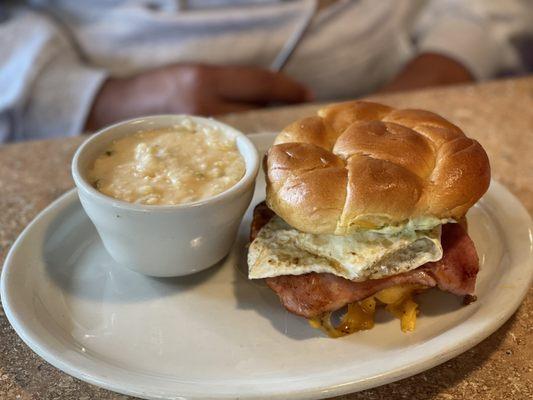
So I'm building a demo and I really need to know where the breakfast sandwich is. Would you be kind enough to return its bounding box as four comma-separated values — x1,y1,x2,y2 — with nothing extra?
247,101,490,337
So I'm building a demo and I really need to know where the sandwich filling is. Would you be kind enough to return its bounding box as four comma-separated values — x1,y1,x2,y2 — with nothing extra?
248,202,479,337
248,215,445,281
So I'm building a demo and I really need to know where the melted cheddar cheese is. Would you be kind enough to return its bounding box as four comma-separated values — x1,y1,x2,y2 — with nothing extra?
308,284,423,338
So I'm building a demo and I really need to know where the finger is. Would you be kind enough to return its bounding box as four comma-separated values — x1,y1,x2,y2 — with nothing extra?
213,66,313,104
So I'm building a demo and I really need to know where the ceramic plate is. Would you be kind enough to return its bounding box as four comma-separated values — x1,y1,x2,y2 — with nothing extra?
1,133,532,400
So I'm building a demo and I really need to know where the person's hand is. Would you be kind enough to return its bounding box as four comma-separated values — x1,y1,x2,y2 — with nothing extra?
86,64,313,131
378,53,474,94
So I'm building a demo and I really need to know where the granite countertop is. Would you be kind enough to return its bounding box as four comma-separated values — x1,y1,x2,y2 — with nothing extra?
0,77,532,399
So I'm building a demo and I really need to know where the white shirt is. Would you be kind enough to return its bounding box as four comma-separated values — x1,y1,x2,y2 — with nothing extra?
0,0,531,142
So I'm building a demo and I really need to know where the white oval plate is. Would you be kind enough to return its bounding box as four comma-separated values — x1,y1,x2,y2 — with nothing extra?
1,133,532,400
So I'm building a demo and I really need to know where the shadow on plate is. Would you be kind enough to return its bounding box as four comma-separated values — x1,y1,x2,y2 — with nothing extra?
42,199,224,303
232,229,319,341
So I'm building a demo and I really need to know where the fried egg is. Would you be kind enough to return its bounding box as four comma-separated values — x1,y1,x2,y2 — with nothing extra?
248,216,444,281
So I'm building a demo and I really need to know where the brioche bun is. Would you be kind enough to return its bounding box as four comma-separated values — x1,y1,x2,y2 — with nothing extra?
265,101,490,235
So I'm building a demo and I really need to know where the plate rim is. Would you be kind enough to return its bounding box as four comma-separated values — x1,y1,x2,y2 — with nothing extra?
1,132,532,400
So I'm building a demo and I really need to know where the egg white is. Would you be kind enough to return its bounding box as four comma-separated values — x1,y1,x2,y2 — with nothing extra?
248,216,443,281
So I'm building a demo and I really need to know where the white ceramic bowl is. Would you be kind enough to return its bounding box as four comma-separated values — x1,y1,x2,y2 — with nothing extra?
72,115,259,277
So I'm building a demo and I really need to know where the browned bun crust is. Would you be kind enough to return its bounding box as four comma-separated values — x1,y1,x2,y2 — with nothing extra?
266,101,491,234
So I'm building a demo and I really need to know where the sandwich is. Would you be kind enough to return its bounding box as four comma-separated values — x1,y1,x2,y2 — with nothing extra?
247,100,490,337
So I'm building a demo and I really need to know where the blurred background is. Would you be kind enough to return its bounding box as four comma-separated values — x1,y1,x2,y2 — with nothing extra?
1,0,533,143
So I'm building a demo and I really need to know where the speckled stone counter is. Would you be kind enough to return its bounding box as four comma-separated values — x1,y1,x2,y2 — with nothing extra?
0,77,532,399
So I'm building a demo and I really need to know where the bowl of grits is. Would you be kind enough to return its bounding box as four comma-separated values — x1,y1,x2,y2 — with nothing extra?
72,115,259,277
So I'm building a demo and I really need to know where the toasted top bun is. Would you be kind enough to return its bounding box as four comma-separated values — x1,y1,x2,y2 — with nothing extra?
265,101,491,235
